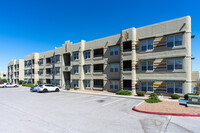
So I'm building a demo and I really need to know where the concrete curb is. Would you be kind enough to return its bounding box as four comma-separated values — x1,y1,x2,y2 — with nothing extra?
133,106,200,117
60,90,147,100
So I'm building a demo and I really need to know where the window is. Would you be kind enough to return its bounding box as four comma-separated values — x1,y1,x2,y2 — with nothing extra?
52,57,55,63
141,40,153,51
39,69,43,75
55,80,60,86
167,35,182,47
85,80,90,88
141,61,154,71
110,47,119,56
25,70,27,75
84,65,91,73
141,82,154,92
39,79,43,84
85,51,91,59
73,52,79,60
39,59,43,65
74,66,79,74
56,67,60,74
110,64,119,72
74,80,79,87
28,61,32,66
28,79,32,84
167,59,183,70
25,61,27,66
52,68,54,74
56,55,60,62
167,82,182,94
110,81,119,89
28,70,31,75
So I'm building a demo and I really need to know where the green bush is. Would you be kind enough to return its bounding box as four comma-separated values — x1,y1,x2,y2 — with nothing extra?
18,80,24,85
145,96,162,103
137,91,145,96
116,90,132,96
171,94,180,99
74,87,79,90
150,92,157,98
66,88,70,90
22,84,26,86
58,86,61,89
184,93,198,100
22,84,34,87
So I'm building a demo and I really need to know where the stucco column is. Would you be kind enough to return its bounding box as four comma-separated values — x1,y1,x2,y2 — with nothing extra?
79,40,85,90
183,16,192,94
131,28,137,95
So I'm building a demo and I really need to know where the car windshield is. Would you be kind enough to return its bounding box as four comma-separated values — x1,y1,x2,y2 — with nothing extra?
33,85,38,87
39,85,43,87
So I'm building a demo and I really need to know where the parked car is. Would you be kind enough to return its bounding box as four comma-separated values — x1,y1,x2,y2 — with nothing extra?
2,83,18,88
30,85,39,92
37,84,59,93
0,83,6,88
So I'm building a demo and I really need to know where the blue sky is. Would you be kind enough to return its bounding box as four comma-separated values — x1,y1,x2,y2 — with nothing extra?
0,0,199,72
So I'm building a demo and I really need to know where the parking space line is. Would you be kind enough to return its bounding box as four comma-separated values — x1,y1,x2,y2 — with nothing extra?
102,98,124,106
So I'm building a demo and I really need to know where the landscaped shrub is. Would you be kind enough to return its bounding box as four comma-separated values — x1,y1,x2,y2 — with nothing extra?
116,90,132,96
66,88,70,90
145,96,162,103
26,84,34,87
18,80,24,85
184,93,198,100
22,84,27,87
150,92,157,98
22,84,34,87
136,91,145,96
171,94,180,99
74,87,79,90
58,86,61,89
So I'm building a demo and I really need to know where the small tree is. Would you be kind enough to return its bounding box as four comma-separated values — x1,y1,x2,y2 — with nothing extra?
18,80,24,85
1,79,7,83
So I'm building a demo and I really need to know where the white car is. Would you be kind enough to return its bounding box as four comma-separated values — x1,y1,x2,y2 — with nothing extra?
0,83,6,88
37,84,59,93
2,83,18,88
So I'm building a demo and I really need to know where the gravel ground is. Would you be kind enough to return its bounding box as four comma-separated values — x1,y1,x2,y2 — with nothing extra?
136,101,200,114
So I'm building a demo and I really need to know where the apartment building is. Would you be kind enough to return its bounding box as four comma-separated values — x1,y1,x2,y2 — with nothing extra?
10,16,197,95
7,59,24,84
0,72,7,79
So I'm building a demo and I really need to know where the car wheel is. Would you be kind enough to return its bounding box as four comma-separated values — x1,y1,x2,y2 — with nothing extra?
43,89,48,93
55,88,59,92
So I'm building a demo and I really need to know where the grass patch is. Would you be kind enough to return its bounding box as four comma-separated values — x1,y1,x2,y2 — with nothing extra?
22,84,34,87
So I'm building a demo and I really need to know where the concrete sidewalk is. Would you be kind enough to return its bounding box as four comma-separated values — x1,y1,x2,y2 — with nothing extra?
60,89,179,102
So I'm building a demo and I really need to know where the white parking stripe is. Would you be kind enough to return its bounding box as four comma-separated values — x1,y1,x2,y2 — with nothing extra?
102,98,124,106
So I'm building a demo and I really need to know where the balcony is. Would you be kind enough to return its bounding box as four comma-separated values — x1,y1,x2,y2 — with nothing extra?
123,41,132,52
94,48,103,58
93,64,104,73
123,60,132,71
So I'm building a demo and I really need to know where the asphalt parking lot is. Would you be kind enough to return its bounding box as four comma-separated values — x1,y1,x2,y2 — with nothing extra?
0,87,200,133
